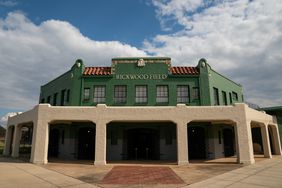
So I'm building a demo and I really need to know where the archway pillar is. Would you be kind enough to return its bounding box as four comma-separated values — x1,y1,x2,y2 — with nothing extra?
30,119,49,164
11,124,21,157
260,124,272,158
3,126,14,156
94,120,107,166
236,120,255,164
269,125,282,155
176,120,189,165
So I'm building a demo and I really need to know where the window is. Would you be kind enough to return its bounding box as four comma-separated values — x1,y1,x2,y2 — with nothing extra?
83,88,90,101
213,87,219,105
177,85,189,103
156,85,168,103
93,86,106,103
135,85,147,103
47,96,51,104
53,93,58,106
66,89,70,102
229,92,232,104
61,89,66,106
232,92,238,101
192,87,199,100
114,85,127,103
222,91,227,105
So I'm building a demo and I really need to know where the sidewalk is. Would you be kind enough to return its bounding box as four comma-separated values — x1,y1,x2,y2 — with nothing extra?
0,156,282,188
185,156,282,188
0,160,98,188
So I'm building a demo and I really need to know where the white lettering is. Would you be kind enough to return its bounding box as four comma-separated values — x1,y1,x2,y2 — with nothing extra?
116,74,167,80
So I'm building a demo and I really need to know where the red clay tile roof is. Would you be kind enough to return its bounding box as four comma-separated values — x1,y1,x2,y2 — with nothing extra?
171,67,199,75
83,66,199,76
83,67,111,75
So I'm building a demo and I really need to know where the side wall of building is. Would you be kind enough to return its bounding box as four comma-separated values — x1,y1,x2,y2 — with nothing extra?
198,59,243,106
40,60,84,106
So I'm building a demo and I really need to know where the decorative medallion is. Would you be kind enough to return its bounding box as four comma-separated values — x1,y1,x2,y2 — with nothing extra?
137,59,145,67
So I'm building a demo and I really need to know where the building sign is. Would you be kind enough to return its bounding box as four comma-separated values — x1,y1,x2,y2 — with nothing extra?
116,74,167,80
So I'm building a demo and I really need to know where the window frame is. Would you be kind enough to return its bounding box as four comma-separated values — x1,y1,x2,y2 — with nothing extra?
177,85,189,104
53,93,58,106
114,85,127,104
93,85,106,103
222,91,227,105
213,87,219,105
135,85,148,104
192,87,200,100
232,91,238,101
156,85,169,103
83,88,90,101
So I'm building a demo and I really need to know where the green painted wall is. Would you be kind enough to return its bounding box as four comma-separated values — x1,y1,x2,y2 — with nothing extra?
198,59,243,106
40,60,84,106
39,57,244,107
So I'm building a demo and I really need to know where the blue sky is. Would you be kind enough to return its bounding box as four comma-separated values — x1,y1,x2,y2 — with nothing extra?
0,0,282,126
0,0,165,47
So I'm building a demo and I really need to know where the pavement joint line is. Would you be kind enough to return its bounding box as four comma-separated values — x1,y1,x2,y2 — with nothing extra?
42,165,105,188
10,162,98,188
10,163,61,188
223,158,282,188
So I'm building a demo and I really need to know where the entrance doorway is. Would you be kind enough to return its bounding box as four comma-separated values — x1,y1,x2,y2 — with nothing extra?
223,128,235,157
126,128,160,160
78,127,95,160
48,128,60,157
188,126,206,159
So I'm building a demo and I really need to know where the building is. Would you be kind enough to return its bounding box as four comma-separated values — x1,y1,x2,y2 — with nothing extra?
3,57,282,165
261,106,282,145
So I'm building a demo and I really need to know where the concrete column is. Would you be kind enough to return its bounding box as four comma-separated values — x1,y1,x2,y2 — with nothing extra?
269,125,282,155
260,124,272,158
30,120,49,164
94,121,107,166
236,121,255,164
3,126,14,155
11,125,21,157
176,121,189,165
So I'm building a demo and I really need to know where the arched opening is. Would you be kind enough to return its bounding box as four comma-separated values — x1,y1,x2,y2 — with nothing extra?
251,126,263,155
106,121,177,163
19,123,33,160
187,121,237,163
268,125,281,155
223,128,235,157
48,128,60,158
77,127,95,160
188,126,206,159
48,121,96,163
127,128,159,160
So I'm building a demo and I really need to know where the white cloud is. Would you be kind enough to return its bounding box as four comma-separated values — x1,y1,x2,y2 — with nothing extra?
0,12,146,110
0,112,20,128
146,0,282,107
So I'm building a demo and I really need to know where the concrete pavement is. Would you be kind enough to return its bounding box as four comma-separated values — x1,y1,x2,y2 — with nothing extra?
0,159,98,188
0,156,282,187
185,156,282,188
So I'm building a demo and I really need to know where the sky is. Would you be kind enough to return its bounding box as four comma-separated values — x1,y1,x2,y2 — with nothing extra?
0,0,282,127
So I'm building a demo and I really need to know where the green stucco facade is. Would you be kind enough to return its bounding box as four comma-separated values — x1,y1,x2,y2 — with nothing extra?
39,57,244,107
